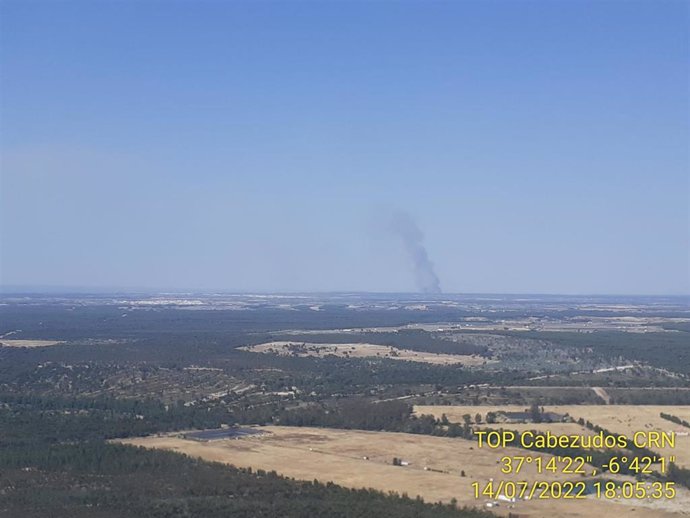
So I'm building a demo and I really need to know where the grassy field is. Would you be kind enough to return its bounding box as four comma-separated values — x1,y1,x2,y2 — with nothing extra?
120,426,688,517
415,405,690,468
240,341,489,365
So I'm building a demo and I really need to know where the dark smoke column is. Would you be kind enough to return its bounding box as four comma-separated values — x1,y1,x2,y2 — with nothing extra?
390,211,442,294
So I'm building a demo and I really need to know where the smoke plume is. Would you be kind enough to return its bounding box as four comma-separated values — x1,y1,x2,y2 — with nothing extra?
389,211,441,294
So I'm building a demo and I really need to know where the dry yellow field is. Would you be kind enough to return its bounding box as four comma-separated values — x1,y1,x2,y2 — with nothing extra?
0,339,62,348
415,405,690,468
119,426,689,517
240,341,489,366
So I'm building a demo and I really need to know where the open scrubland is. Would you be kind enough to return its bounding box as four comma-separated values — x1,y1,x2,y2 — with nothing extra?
240,341,489,365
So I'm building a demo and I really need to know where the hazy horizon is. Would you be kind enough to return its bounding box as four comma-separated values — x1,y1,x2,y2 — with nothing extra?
2,284,689,299
2,1,688,295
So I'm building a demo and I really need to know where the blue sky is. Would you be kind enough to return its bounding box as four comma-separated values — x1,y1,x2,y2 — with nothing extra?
1,0,688,294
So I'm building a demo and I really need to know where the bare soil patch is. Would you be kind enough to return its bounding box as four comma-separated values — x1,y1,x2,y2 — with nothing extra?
0,339,62,348
240,341,488,366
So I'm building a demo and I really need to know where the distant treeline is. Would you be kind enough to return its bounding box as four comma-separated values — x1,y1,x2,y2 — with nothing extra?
661,322,690,333
274,399,466,437
7,302,662,342
0,304,480,341
659,412,690,428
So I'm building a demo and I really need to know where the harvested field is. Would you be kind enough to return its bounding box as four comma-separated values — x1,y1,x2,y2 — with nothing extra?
120,426,689,517
415,405,690,468
240,341,488,366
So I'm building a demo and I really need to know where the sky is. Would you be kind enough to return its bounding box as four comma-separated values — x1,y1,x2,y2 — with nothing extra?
1,0,688,295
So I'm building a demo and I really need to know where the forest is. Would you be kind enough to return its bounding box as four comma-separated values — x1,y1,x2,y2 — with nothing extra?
0,441,491,518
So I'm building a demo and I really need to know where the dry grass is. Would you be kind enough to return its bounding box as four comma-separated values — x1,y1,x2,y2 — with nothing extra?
240,341,488,366
120,426,688,517
415,405,690,468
